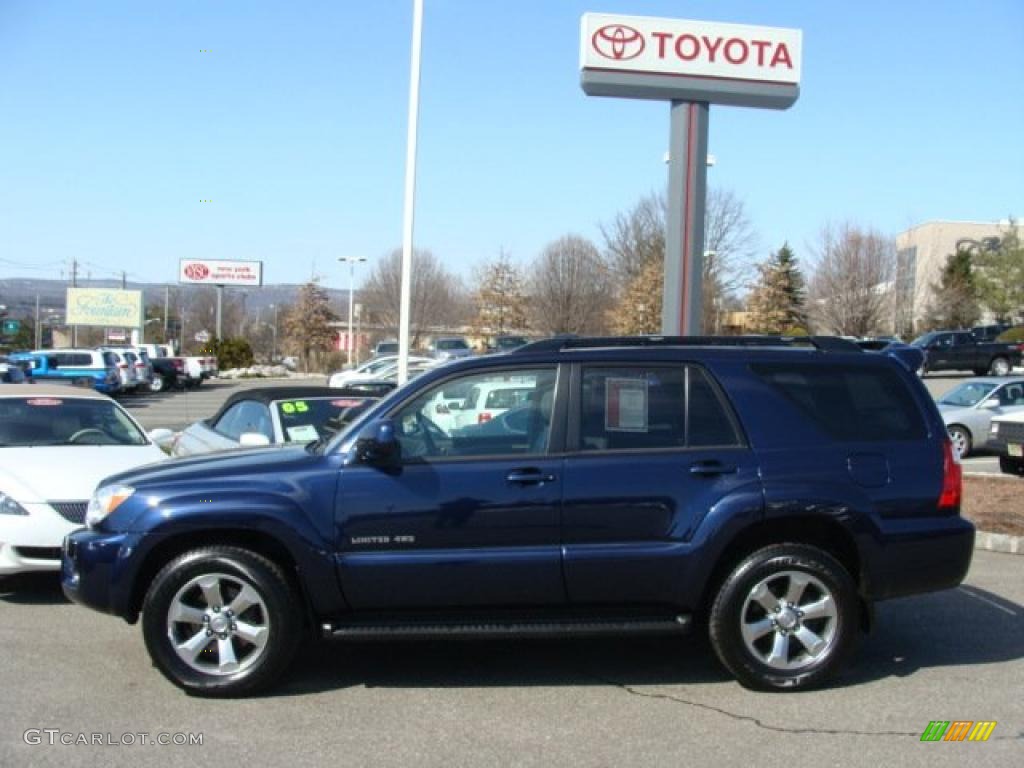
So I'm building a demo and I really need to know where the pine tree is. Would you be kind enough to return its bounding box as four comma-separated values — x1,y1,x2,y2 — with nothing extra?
282,280,337,372
748,243,807,333
473,252,529,336
922,249,979,330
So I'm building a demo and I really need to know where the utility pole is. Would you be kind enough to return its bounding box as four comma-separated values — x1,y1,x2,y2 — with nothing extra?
34,295,41,348
338,257,367,366
164,285,169,340
70,258,79,347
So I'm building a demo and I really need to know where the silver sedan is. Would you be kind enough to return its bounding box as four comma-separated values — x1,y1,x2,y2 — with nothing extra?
936,377,1024,457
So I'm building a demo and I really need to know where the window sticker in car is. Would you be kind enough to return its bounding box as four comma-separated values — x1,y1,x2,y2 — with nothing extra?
285,424,319,442
605,378,648,432
279,400,310,414
26,398,63,406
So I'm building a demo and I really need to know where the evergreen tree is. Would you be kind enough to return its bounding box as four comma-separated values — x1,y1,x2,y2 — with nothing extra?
973,222,1024,322
922,248,979,330
748,243,807,333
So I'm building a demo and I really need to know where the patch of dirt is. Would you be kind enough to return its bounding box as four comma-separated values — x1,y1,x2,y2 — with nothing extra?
961,475,1024,536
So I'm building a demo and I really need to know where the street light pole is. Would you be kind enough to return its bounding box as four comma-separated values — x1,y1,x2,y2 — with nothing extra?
338,257,367,367
269,304,278,362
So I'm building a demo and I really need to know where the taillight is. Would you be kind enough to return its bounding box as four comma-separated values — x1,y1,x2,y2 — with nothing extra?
119,363,128,369
938,439,962,511
478,412,492,424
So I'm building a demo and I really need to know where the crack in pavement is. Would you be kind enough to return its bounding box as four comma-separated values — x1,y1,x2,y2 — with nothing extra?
595,677,1021,741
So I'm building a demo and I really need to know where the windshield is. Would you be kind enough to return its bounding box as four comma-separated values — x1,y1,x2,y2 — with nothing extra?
0,397,147,446
909,334,934,348
437,339,468,350
938,382,997,408
274,396,376,443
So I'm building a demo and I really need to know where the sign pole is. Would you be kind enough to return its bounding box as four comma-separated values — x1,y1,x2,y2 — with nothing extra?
215,284,223,340
663,100,709,336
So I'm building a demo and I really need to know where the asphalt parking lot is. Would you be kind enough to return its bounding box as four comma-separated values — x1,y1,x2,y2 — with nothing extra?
0,550,1020,767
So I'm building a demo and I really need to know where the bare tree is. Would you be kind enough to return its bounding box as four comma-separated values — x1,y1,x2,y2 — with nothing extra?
808,223,896,337
360,248,466,347
602,188,757,333
529,235,613,335
281,280,337,373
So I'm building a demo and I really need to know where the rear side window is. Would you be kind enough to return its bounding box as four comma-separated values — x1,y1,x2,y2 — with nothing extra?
55,353,94,367
751,363,926,442
577,365,741,452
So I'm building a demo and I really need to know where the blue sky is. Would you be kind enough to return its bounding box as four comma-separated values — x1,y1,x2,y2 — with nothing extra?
1,0,1022,291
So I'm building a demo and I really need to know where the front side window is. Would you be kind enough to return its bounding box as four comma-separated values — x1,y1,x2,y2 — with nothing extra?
577,365,740,452
214,401,274,442
390,368,557,460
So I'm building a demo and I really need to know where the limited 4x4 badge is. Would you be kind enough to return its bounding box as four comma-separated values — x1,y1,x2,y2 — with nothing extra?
350,535,416,545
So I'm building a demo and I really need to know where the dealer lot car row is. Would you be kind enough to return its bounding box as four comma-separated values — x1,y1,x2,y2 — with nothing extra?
51,336,974,697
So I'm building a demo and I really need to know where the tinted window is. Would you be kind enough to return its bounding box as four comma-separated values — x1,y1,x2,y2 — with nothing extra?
56,353,94,367
436,339,468,351
578,366,740,452
752,363,926,442
484,387,533,409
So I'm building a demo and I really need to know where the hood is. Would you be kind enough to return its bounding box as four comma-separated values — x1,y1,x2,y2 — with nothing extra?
101,444,320,490
0,444,168,503
936,403,974,419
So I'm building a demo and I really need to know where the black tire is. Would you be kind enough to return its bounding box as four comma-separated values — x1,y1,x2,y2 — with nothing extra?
141,547,303,697
709,544,859,691
947,425,972,459
989,356,1011,377
999,455,1024,476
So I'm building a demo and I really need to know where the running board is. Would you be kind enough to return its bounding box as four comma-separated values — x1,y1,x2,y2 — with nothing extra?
321,615,692,640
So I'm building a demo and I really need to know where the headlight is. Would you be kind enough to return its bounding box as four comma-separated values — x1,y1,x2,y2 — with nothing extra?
85,484,135,528
0,492,29,516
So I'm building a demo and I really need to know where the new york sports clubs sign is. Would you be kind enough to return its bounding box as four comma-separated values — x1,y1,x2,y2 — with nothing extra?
179,259,263,287
580,13,802,108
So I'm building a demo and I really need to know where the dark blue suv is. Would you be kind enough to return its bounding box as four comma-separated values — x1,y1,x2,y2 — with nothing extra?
62,336,973,696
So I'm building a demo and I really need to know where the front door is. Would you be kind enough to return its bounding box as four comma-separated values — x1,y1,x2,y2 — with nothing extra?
334,364,566,611
560,363,761,606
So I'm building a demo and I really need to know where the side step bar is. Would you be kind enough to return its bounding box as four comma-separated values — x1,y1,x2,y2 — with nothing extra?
321,615,692,641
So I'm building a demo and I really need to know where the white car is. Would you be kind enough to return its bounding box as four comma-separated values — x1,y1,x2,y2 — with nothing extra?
329,355,433,388
0,385,168,577
451,379,538,429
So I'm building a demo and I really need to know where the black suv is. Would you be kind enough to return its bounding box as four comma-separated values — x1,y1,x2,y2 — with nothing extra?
63,336,973,696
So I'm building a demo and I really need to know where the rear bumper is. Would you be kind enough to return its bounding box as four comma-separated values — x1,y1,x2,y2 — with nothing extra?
865,515,975,601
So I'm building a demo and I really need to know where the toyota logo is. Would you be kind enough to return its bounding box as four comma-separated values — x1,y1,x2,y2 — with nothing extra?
592,24,645,61
184,263,210,280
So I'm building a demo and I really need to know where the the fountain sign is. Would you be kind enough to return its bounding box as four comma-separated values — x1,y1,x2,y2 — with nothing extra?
65,288,143,328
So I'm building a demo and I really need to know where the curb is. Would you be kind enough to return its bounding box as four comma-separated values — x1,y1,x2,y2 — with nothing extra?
974,530,1024,555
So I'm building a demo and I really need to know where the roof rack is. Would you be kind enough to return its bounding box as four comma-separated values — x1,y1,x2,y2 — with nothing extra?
513,335,862,354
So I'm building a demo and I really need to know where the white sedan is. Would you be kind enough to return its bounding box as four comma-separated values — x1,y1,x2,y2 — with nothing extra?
328,355,434,388
0,385,168,577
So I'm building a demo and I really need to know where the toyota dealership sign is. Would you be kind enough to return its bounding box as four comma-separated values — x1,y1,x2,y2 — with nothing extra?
580,13,801,108
179,259,263,286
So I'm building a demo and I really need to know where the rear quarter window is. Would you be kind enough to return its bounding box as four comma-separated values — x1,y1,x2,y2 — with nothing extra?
751,363,926,442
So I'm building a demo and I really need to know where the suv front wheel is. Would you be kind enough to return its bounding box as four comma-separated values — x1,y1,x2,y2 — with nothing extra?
142,546,303,697
709,544,859,691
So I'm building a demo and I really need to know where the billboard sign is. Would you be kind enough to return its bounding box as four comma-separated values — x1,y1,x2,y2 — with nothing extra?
179,259,263,286
580,14,801,109
66,288,143,328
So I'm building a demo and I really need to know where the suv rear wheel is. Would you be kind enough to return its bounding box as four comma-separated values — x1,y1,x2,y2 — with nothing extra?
142,547,302,697
709,544,859,691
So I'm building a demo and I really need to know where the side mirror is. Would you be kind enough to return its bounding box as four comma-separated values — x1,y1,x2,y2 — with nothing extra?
353,419,400,466
239,432,272,447
981,398,1000,410
148,428,175,448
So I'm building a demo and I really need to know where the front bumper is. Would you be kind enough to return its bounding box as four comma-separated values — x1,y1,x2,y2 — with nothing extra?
62,528,145,620
0,503,81,576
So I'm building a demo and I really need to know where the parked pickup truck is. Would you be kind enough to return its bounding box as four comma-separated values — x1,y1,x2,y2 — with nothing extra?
149,356,187,392
911,330,1022,376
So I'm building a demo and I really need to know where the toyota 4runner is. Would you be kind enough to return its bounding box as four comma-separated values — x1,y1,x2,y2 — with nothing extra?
62,336,973,696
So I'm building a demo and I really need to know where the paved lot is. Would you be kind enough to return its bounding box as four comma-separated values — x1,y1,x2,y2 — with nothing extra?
0,550,1020,767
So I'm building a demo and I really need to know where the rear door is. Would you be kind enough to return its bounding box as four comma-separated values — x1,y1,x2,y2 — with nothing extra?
560,362,761,606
